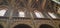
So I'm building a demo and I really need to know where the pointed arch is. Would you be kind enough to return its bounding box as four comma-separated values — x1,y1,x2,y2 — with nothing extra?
13,24,32,28
39,24,54,28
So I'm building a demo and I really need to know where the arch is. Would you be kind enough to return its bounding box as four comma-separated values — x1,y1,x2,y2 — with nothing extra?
13,24,32,28
39,24,54,28
0,7,8,16
0,24,3,28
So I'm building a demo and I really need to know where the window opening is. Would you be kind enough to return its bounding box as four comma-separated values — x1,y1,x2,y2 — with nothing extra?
0,9,7,16
48,12,57,18
19,11,25,17
34,11,44,18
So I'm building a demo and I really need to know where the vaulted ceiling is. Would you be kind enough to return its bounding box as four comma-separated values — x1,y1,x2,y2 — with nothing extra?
0,0,60,13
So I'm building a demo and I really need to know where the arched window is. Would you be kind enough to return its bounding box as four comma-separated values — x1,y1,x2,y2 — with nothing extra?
48,12,57,18
19,11,25,17
40,24,54,28
0,9,7,16
34,10,44,18
13,24,31,28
